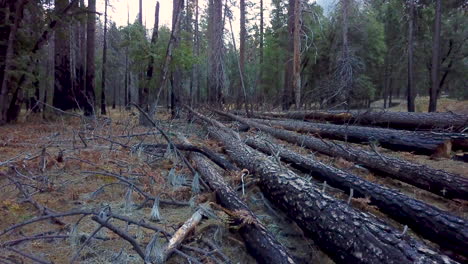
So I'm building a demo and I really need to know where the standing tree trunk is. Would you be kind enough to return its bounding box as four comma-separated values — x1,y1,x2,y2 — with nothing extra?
138,0,143,25
207,0,224,105
0,0,27,124
84,0,96,116
139,2,160,126
239,0,246,109
429,0,441,112
292,0,301,109
100,0,108,115
194,0,200,104
407,0,416,112
170,0,183,119
53,0,74,111
282,0,295,110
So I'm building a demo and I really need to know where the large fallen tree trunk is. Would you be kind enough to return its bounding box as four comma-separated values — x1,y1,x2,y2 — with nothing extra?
215,111,468,201
251,118,467,155
249,110,468,131
187,149,296,264
245,136,468,258
187,108,456,264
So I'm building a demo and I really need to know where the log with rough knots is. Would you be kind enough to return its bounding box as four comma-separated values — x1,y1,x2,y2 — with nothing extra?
188,150,296,264
251,118,467,155
187,108,457,264
215,111,468,201
245,136,468,259
250,110,468,131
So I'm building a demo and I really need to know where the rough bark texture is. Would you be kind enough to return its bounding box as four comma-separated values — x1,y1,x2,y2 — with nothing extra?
207,0,224,105
53,0,74,111
251,118,466,155
188,152,296,264
407,0,415,112
245,136,468,258
100,0,108,115
282,0,295,110
429,0,441,112
84,0,96,116
217,111,468,200
188,109,456,264
251,110,468,131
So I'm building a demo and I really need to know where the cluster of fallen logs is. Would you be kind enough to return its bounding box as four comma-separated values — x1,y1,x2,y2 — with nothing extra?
186,107,465,263
1,106,466,263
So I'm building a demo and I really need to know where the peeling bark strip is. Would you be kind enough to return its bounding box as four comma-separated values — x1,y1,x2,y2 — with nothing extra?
251,118,466,155
188,110,456,264
155,209,203,264
217,111,468,201
245,136,468,258
188,151,296,264
250,110,468,131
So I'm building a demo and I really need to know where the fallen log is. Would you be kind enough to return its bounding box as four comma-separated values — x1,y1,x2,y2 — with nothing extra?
245,136,468,258
188,109,457,264
139,143,237,171
251,118,467,155
187,150,296,264
252,110,468,131
215,111,468,201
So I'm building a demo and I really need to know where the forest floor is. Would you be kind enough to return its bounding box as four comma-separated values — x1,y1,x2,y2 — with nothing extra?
0,107,467,263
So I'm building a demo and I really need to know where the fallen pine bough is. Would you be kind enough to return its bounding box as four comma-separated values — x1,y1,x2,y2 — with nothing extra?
187,107,457,264
215,111,468,201
251,118,467,156
245,136,468,259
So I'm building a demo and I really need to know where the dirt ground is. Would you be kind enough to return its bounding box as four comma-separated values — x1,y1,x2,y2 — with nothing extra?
0,108,466,263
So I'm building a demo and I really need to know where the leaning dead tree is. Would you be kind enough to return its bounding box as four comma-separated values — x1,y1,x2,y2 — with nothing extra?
187,108,457,264
245,136,468,258
249,110,468,131
216,111,468,200
251,118,467,155
185,139,296,264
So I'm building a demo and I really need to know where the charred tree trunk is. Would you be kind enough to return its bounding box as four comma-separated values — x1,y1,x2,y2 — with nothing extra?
292,0,301,108
429,0,441,112
245,136,468,259
187,149,296,263
250,110,468,131
188,108,456,264
282,0,295,110
139,1,159,126
217,112,468,200
252,118,466,155
84,0,96,116
407,0,416,112
0,0,27,124
53,0,74,111
100,0,108,115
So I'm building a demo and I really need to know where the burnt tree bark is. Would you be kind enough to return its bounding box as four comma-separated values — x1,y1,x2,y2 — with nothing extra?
188,108,457,264
187,149,296,263
53,0,74,111
84,0,96,116
429,0,441,112
100,0,108,115
407,0,416,112
245,136,468,259
251,118,466,155
139,1,159,126
216,111,468,200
